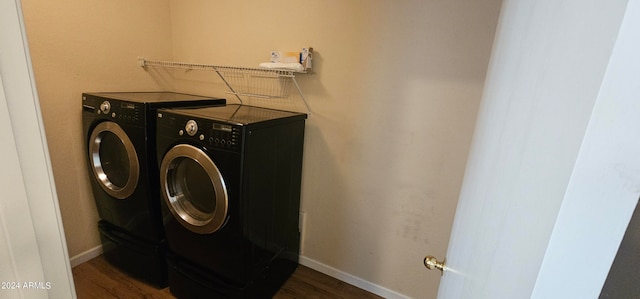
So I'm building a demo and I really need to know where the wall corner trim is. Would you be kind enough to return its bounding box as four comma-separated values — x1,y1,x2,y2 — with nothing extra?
69,245,103,268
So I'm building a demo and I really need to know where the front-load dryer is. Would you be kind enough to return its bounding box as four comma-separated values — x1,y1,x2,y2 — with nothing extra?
156,104,306,298
82,92,225,287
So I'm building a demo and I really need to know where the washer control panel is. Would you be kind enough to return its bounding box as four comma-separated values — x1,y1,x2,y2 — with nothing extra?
83,95,144,126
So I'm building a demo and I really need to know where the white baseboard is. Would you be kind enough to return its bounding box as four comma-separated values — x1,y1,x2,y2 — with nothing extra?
68,246,408,298
299,255,410,299
69,245,103,268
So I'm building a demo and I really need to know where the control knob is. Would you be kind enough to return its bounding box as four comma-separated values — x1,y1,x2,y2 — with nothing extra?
100,101,111,114
185,120,198,136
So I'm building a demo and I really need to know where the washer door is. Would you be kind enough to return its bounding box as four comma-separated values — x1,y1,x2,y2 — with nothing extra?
88,121,140,199
160,144,229,234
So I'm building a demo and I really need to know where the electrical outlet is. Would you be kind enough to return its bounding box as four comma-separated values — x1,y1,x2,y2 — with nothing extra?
299,211,306,255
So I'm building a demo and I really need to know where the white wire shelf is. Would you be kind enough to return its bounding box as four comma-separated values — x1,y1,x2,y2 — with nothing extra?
138,58,311,114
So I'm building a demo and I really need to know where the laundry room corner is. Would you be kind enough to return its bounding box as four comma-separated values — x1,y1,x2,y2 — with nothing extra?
20,0,503,298
20,0,176,259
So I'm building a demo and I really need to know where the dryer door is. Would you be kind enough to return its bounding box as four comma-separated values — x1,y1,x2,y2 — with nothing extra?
88,121,140,199
160,144,229,234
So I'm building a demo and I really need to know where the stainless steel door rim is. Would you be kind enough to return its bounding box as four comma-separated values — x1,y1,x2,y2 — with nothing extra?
160,144,229,234
89,121,140,199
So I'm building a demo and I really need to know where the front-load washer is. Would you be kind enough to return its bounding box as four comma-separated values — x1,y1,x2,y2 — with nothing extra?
82,92,225,287
156,104,306,298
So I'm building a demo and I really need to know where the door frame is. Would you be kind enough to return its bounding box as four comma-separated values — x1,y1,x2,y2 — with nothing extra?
532,0,640,296
0,0,75,297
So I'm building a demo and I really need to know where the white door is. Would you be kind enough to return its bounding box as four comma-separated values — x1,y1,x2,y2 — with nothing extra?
0,0,75,298
429,0,640,298
0,74,47,299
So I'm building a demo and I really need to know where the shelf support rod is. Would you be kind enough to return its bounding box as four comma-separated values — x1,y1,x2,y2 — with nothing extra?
212,67,243,104
291,76,311,115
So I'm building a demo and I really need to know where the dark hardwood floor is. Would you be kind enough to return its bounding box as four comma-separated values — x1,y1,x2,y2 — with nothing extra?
72,255,383,298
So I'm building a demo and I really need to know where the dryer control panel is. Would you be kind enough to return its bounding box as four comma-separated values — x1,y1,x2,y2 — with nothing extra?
158,112,242,152
207,122,241,151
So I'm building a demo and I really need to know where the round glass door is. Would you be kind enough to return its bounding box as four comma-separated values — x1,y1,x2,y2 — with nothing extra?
160,144,229,234
88,121,140,199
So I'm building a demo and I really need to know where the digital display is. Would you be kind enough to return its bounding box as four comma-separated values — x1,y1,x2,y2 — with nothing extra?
121,103,136,109
213,123,232,132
